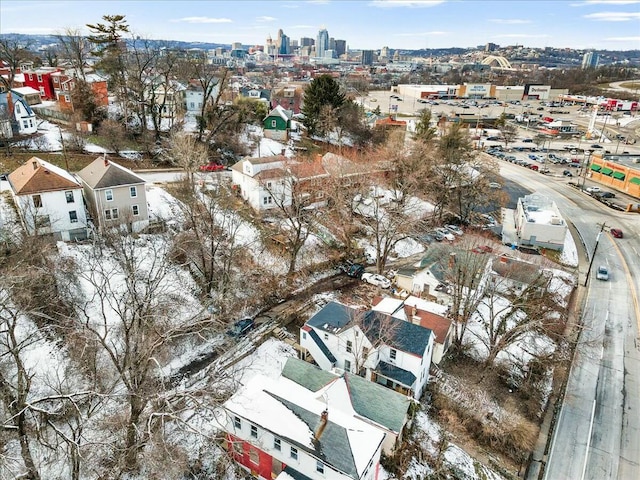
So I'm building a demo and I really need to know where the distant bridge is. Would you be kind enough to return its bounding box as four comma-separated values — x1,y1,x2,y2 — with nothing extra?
481,55,513,69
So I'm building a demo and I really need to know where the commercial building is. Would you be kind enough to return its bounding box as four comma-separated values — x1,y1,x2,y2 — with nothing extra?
503,193,567,251
588,154,640,199
582,51,599,69
316,28,329,58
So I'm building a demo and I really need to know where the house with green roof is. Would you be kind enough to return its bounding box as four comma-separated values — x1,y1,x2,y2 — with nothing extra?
263,104,293,141
281,357,412,454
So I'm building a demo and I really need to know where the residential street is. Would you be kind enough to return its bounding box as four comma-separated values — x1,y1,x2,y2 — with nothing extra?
497,162,640,480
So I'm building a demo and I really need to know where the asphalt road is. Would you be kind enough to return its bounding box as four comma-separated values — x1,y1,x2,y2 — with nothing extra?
497,161,640,480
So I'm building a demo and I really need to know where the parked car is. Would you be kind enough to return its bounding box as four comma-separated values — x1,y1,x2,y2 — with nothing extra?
435,228,455,241
590,144,603,149
523,138,534,142
431,231,445,242
586,186,601,193
489,182,502,189
445,224,464,236
361,273,391,289
529,164,539,171
596,265,609,281
610,228,623,238
599,192,615,199
338,261,365,279
200,163,226,172
227,318,255,337
563,170,573,177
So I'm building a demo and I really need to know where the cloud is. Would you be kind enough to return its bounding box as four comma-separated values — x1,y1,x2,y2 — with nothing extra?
289,24,317,29
489,19,532,24
493,34,551,39
369,0,446,7
583,11,640,20
171,16,233,24
571,0,640,6
395,31,449,36
604,35,640,40
256,16,276,22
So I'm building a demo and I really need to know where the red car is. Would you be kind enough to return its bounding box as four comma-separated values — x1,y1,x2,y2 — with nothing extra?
611,228,623,239
199,163,225,172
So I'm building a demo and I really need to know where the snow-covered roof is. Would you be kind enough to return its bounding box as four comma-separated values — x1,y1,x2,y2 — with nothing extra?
265,104,293,121
11,86,41,96
224,374,384,478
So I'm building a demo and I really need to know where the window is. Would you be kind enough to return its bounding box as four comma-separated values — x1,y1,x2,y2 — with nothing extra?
290,446,298,460
316,461,325,474
190,102,195,108
105,189,113,201
274,437,281,451
363,347,369,359
104,208,119,220
132,205,139,216
65,191,74,203
271,119,277,127
390,349,397,361
250,424,258,438
23,120,29,128
64,95,70,102
16,104,21,114
267,182,273,188
344,359,351,372
232,441,243,455
262,196,273,205
63,83,69,91
233,416,241,429
32,194,42,208
249,447,259,464
28,73,33,81
69,211,78,223
39,87,45,96
346,340,352,353
53,76,58,84
302,332,307,340
37,74,42,82
130,186,137,198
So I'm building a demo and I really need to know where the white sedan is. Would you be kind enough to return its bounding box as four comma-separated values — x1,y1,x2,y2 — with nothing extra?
361,273,391,289
445,224,464,236
435,228,456,241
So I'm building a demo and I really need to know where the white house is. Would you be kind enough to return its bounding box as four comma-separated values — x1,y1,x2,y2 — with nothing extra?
7,157,88,241
300,301,434,400
230,155,292,212
281,357,412,455
76,156,149,233
218,373,385,480
185,80,220,113
11,94,37,135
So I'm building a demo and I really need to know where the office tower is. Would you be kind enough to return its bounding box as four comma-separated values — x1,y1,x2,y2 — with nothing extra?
582,51,599,69
335,39,347,57
300,37,314,47
361,50,374,66
317,28,329,58
380,46,390,58
232,42,242,50
485,42,499,52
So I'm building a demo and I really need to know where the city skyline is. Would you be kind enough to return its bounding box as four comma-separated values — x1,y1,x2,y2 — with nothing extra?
1,0,639,51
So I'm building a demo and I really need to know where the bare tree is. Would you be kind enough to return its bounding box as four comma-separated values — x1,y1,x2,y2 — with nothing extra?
0,38,35,91
495,113,518,149
56,28,91,80
63,233,218,475
162,130,208,186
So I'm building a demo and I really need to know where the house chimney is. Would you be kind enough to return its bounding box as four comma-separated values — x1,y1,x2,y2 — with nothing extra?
104,158,109,167
281,148,286,156
32,161,38,170
500,255,509,264
314,410,329,442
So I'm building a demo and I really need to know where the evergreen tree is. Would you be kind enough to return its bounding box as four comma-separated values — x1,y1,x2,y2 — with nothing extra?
302,75,345,136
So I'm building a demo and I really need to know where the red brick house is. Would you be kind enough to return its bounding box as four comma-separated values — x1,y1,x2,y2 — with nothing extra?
52,72,109,113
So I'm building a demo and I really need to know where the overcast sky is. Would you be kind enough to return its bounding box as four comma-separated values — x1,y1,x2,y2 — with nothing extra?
1,0,639,51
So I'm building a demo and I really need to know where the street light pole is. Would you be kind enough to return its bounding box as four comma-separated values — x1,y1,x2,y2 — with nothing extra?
584,222,606,287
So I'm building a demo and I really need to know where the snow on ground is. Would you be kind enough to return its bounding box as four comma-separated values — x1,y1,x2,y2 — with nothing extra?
545,267,577,309
146,185,185,223
559,229,578,267
230,337,297,386
405,410,505,480
465,294,556,369
0,190,22,244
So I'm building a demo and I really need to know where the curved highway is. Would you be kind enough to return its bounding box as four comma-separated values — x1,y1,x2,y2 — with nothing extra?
497,162,640,480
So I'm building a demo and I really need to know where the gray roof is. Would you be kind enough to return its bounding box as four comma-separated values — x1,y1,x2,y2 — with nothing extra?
77,157,146,190
282,358,411,434
268,392,358,478
307,302,431,357
306,301,357,334
377,361,417,388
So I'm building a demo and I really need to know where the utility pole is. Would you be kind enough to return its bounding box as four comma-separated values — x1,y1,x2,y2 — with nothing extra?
58,125,69,172
584,222,606,287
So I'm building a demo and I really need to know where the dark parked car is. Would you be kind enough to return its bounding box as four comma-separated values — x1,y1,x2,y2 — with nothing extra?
600,192,615,199
338,261,365,278
227,318,255,337
563,170,573,177
611,228,623,238
590,144,603,149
